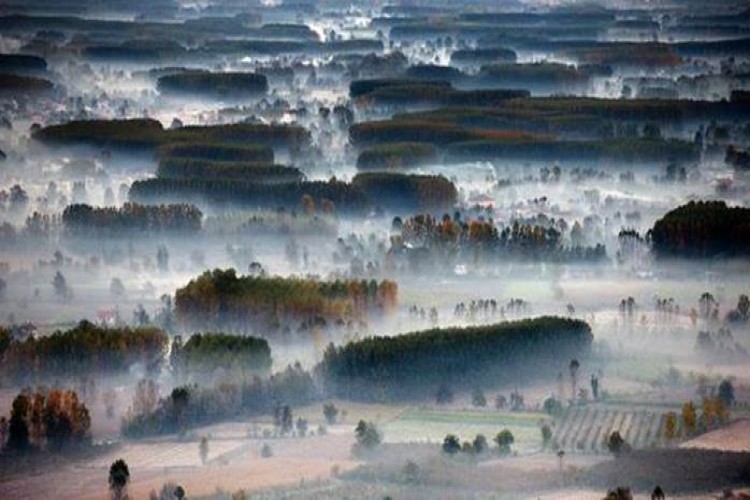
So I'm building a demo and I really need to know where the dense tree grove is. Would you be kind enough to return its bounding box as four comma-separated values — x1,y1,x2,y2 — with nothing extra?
122,363,316,437
62,203,202,235
650,201,750,257
33,119,311,151
171,333,272,379
174,269,398,335
356,142,439,171
4,389,90,452
129,177,369,213
318,316,593,400
156,143,275,163
157,72,269,97
352,173,458,212
156,158,303,184
1,320,168,384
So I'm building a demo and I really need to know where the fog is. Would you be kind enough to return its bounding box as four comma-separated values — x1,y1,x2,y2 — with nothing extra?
1,1,750,499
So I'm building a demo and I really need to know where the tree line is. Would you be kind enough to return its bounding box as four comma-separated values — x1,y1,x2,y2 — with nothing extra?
62,203,202,236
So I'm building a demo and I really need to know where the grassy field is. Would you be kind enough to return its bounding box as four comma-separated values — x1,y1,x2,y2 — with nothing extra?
382,408,550,452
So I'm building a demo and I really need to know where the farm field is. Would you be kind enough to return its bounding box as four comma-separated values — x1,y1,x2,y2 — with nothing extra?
382,407,549,452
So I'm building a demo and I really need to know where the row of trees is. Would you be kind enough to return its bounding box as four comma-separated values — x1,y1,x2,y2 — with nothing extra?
33,119,311,151
1,320,168,384
318,316,593,401
392,213,606,264
173,268,398,334
62,203,202,235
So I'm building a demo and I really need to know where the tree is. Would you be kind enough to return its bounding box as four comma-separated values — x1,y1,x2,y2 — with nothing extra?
199,436,208,465
591,374,600,400
543,396,564,417
603,487,633,500
541,424,553,448
473,434,488,454
110,278,125,299
718,379,735,407
296,417,308,437
6,393,30,451
174,485,185,500
171,387,190,433
442,434,461,455
52,271,70,301
495,429,514,455
354,420,381,450
569,359,580,402
401,460,421,483
663,412,678,441
471,387,487,407
109,459,130,500
323,403,339,425
606,431,630,457
682,401,697,436
157,245,169,272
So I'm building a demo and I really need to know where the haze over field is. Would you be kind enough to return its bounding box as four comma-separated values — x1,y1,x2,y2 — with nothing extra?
1,1,750,499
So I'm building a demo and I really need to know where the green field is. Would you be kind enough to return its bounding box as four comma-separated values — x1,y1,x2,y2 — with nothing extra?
382,408,550,453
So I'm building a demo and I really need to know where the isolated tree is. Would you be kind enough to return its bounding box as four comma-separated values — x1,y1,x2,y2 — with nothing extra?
651,485,665,500
322,403,339,425
543,396,564,417
173,485,185,500
401,460,420,483
569,359,580,402
606,431,630,457
157,245,169,272
718,379,735,407
296,417,308,437
108,458,130,500
699,292,716,319
603,486,633,500
442,434,461,455
52,271,70,301
495,429,514,455
199,436,208,465
471,387,487,407
354,420,381,450
110,278,125,299
591,374,600,400
473,434,489,454
541,424,553,448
